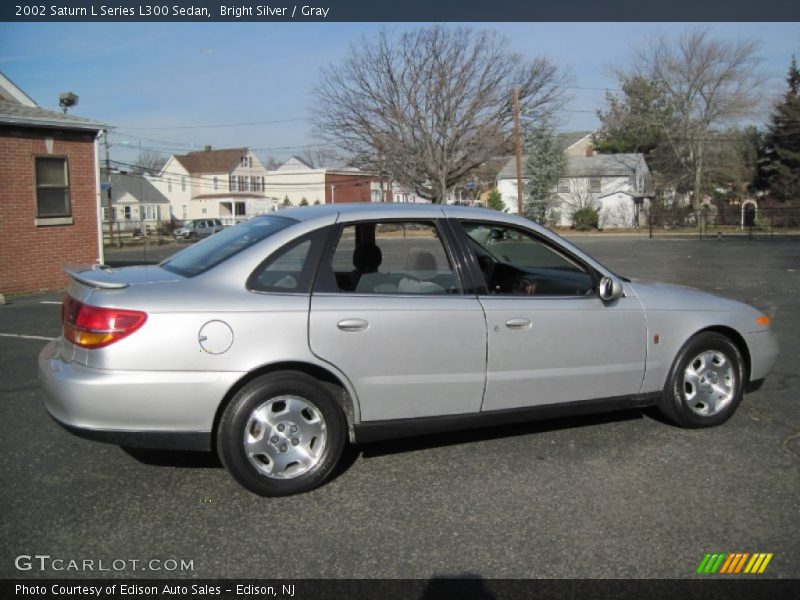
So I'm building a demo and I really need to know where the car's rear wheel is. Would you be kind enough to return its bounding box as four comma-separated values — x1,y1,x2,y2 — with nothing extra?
217,371,346,496
659,332,745,428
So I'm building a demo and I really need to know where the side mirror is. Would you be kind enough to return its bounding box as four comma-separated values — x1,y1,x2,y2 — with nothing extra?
598,276,623,302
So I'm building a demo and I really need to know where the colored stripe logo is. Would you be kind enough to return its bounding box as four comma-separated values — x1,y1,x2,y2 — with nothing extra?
696,553,773,574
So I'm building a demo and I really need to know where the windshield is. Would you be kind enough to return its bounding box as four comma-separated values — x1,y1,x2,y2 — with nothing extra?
161,215,297,277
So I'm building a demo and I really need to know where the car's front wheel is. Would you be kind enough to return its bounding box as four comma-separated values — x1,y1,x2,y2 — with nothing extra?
659,332,745,428
217,371,346,496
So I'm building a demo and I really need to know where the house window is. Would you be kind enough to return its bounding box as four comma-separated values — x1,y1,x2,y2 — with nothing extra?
102,207,111,222
589,177,602,193
239,175,249,191
213,176,219,191
123,206,132,220
241,155,250,167
35,157,71,218
167,179,172,193
142,205,160,221
181,205,187,219
250,176,257,191
557,179,569,193
260,176,265,191
201,208,208,214
229,175,237,192
181,176,186,192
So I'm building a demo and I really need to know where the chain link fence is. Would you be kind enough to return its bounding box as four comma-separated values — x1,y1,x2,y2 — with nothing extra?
645,204,800,238
102,219,178,247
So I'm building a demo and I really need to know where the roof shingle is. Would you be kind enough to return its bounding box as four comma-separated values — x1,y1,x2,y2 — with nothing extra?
0,99,105,131
173,147,247,174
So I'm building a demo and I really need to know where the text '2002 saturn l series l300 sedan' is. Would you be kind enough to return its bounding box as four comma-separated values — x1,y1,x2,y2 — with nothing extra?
39,203,778,496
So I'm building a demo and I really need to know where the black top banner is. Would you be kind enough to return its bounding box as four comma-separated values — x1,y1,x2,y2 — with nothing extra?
3,0,800,22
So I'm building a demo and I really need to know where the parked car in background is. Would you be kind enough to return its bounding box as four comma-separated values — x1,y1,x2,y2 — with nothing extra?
174,218,224,239
39,204,778,496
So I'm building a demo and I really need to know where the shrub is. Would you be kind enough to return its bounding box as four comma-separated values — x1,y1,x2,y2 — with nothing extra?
572,207,599,230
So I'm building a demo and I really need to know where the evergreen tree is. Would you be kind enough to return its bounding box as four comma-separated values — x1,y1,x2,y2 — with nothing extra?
486,189,505,211
764,56,800,202
523,123,566,224
594,74,672,161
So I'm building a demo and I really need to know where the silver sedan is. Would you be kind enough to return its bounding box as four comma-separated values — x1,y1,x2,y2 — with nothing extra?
39,203,778,495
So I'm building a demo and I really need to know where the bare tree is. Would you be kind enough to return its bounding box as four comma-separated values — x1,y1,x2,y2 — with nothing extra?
626,28,764,208
312,25,568,203
298,145,343,169
133,149,167,176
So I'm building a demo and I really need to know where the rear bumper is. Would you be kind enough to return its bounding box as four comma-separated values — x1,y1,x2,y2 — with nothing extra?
38,340,242,451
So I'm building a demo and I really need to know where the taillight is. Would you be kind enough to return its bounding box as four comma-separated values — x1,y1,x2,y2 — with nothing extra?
62,295,147,349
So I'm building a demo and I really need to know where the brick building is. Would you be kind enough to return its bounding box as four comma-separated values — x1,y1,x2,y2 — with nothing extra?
0,73,105,294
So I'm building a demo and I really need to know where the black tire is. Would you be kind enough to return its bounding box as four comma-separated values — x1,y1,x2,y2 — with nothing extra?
658,332,745,428
217,371,346,496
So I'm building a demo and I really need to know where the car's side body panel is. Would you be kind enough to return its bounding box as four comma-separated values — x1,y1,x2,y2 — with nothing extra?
309,294,487,421
479,292,647,411
628,281,777,391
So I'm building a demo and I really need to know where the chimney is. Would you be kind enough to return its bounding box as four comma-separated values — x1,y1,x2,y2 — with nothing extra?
204,145,212,152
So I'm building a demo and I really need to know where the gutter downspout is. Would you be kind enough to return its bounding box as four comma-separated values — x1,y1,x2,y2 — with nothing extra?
94,131,104,265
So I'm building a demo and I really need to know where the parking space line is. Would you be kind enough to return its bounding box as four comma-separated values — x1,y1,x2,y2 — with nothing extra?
40,301,62,305
0,333,56,341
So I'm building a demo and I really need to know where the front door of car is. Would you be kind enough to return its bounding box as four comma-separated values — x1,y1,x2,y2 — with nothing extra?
456,220,647,412
309,219,487,422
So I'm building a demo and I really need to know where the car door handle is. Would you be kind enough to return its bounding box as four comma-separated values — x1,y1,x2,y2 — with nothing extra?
337,318,369,332
505,318,532,330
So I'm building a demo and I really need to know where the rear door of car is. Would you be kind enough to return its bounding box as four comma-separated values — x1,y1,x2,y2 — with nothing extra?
452,219,647,412
308,216,487,421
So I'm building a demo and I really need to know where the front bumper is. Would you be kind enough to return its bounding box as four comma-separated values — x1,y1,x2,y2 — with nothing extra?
743,329,779,383
38,339,243,451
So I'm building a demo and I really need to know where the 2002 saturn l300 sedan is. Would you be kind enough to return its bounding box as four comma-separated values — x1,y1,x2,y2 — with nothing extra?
39,203,778,496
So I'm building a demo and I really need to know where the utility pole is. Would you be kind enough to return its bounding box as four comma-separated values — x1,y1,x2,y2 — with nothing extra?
103,130,114,246
513,86,524,216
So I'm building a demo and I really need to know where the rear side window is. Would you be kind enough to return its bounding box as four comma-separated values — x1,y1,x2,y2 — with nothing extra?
161,215,296,277
317,221,461,295
247,227,330,293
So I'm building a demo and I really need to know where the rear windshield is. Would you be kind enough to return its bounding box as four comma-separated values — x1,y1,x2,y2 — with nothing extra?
161,215,296,277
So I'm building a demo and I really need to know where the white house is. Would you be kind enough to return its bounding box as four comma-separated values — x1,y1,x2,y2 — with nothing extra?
265,156,421,205
151,146,272,224
497,140,652,228
103,171,170,234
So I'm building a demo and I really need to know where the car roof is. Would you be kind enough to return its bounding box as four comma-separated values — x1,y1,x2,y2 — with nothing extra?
271,202,507,222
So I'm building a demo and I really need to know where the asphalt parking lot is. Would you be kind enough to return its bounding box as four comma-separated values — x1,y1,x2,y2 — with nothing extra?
1,236,798,579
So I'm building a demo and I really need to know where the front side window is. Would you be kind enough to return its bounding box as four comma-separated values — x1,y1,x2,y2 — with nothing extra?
35,157,70,218
589,177,602,193
213,176,219,191
461,221,594,296
318,221,460,295
181,176,186,192
557,179,570,193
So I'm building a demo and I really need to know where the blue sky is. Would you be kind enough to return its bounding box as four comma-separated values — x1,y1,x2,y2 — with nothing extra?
1,22,797,164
